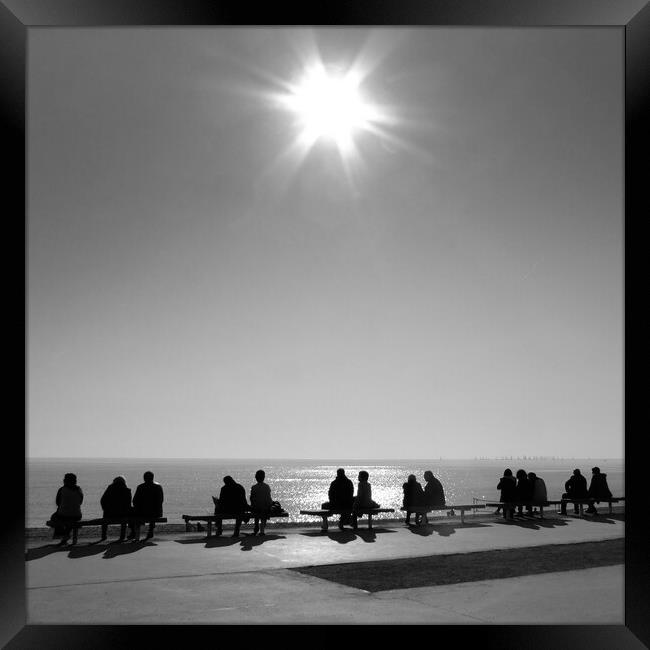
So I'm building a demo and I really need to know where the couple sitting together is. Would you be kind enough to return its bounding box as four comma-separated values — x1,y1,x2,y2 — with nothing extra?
321,468,380,530
212,470,276,537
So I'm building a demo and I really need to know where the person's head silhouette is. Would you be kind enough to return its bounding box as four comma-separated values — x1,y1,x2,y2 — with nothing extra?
336,468,346,478
223,475,235,486
516,469,527,480
358,470,369,482
423,470,434,482
528,472,537,480
407,474,417,483
573,469,582,476
503,468,513,477
143,471,154,483
255,469,265,482
113,476,127,487
63,473,77,487
592,467,601,474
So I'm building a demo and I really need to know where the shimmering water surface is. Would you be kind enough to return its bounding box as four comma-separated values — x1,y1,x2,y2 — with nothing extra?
27,458,624,528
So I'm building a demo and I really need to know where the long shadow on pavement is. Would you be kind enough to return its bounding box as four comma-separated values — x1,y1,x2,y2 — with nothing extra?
493,517,570,531
174,534,286,550
101,540,157,558
239,533,286,551
406,521,490,537
25,544,73,561
299,527,397,544
25,539,156,561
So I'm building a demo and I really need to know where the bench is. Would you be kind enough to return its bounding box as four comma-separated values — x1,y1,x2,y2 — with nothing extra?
485,501,556,519
182,511,289,537
559,497,625,516
45,517,168,543
400,504,486,525
299,508,395,531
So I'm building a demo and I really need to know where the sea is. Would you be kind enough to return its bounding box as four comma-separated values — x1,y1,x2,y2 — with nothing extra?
26,457,624,529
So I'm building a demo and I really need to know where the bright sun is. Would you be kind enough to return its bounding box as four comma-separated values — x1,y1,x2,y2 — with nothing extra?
280,65,379,156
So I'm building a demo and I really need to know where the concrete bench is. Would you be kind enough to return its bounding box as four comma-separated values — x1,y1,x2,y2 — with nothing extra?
559,497,625,516
485,501,555,519
299,508,395,531
182,511,289,537
400,504,486,525
46,517,167,543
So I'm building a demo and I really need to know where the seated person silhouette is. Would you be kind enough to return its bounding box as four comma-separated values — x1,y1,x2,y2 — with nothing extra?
321,468,354,530
351,471,380,529
100,475,132,542
586,467,612,514
131,471,164,540
403,474,425,525
528,472,548,513
213,475,249,537
561,468,588,515
52,473,84,546
250,469,273,536
497,469,517,520
421,470,446,524
515,469,533,516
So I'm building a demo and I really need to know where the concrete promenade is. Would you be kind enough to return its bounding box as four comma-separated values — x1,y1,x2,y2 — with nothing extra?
26,511,625,624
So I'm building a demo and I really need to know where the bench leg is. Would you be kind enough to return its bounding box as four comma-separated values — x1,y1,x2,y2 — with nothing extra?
540,506,544,519
72,527,78,545
134,524,141,542
579,503,584,516
609,501,613,515
321,516,328,532
207,520,212,538
184,518,190,533
460,509,465,525
368,514,373,530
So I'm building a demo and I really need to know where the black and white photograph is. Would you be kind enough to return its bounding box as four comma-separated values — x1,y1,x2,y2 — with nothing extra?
5,1,648,644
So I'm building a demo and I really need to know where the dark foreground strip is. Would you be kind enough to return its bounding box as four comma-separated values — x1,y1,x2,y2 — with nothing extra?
290,538,623,592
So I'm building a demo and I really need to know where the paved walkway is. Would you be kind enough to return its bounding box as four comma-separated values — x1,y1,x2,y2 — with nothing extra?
26,512,625,624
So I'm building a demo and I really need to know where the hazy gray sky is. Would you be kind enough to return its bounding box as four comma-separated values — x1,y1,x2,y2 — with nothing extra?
28,28,623,459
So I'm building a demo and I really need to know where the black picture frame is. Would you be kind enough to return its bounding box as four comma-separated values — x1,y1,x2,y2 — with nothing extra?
4,0,648,647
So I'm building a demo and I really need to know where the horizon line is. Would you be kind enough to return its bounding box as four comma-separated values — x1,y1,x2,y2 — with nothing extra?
28,456,624,461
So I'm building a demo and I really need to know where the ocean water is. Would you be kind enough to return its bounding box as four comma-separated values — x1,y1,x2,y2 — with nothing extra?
26,457,624,529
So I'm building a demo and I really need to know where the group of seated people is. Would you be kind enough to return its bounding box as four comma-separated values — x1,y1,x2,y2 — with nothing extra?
401,472,446,526
50,471,164,545
496,466,613,520
212,470,277,537
49,464,616,544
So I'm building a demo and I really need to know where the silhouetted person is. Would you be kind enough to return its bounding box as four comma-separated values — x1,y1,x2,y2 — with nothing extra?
403,474,425,525
53,473,83,545
561,468,588,515
351,471,379,529
515,469,533,516
497,469,517,520
214,475,249,537
421,470,446,524
528,472,548,513
100,476,132,542
586,467,612,514
132,471,164,540
250,469,272,536
323,468,354,530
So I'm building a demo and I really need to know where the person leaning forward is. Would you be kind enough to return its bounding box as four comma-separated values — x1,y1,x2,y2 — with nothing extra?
214,476,249,537
322,468,354,530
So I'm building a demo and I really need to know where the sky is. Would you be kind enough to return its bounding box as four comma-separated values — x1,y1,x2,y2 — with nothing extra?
27,28,623,459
